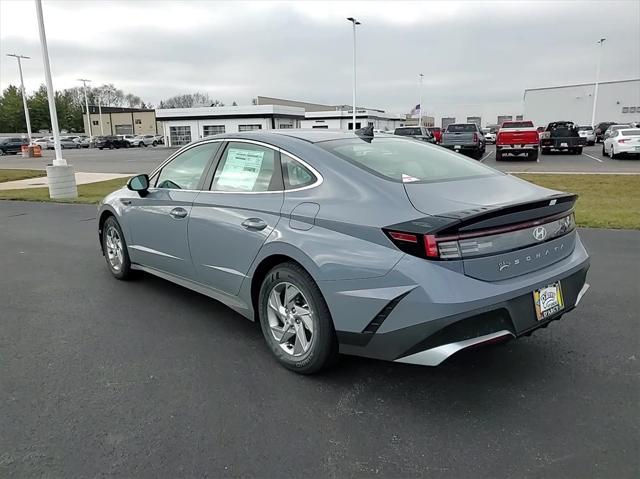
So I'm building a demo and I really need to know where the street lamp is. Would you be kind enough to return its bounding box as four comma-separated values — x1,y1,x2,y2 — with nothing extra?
347,17,361,131
418,73,424,127
6,53,33,144
590,37,606,128
78,78,92,142
35,0,77,198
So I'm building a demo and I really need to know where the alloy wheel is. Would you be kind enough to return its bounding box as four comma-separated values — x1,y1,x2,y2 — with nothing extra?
266,282,314,357
105,225,124,272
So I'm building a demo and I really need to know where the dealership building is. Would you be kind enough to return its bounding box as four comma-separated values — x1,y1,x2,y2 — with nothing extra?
82,106,161,136
523,78,640,126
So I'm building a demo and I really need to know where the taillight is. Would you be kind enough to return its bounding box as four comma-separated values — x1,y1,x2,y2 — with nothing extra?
424,235,439,258
388,231,417,243
473,132,478,142
618,139,629,144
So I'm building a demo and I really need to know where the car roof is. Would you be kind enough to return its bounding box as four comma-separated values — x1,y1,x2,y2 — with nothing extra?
188,129,365,145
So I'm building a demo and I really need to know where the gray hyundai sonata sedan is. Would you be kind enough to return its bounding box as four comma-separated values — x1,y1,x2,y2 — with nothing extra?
98,130,590,373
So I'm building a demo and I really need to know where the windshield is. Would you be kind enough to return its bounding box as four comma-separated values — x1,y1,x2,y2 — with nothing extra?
395,128,422,136
319,138,498,183
446,124,476,132
502,121,534,128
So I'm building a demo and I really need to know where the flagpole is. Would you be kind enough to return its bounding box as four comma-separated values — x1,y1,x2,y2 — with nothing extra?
419,73,424,126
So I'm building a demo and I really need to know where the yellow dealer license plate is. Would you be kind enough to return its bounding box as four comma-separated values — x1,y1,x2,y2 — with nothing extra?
533,282,565,321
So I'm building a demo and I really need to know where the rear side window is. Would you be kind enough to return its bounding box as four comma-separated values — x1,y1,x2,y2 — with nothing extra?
621,130,640,136
320,138,497,183
211,142,280,193
446,124,476,132
281,153,316,189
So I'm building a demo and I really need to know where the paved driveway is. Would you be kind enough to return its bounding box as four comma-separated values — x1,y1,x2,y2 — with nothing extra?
1,143,639,174
1,201,638,478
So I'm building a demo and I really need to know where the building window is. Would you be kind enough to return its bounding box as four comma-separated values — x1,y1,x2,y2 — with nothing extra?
279,124,293,129
169,125,192,146
368,122,374,127
348,122,362,130
238,124,262,132
135,119,142,125
92,120,99,126
203,125,225,136
312,125,329,129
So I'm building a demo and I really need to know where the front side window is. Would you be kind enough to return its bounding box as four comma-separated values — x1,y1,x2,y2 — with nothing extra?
211,142,279,192
281,153,316,189
156,142,220,190
238,124,262,132
320,137,497,184
395,128,422,136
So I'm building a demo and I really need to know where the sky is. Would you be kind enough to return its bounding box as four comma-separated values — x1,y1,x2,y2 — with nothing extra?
1,0,639,119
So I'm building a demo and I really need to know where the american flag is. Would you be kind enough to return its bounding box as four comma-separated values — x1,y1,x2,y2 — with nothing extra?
410,104,421,116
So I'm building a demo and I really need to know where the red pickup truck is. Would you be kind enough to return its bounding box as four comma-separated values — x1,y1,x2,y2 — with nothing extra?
495,120,539,161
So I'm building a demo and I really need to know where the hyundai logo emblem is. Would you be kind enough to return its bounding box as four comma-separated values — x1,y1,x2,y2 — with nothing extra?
533,226,547,241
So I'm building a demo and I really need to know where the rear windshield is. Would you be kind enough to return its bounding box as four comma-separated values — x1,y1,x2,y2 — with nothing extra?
395,128,422,136
446,124,476,132
319,138,497,183
427,127,441,132
621,130,640,136
502,121,534,128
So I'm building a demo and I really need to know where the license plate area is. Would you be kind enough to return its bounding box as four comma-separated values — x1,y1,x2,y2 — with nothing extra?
533,281,565,321
454,145,461,149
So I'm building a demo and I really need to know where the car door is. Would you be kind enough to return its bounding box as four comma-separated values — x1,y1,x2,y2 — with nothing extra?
188,140,284,296
123,141,222,280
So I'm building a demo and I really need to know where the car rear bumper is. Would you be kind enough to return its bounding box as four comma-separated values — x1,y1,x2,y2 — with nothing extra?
329,233,590,365
615,145,640,155
540,139,586,148
442,144,481,152
496,144,538,153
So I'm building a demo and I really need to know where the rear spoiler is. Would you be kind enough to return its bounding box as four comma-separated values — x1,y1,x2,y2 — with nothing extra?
386,193,577,236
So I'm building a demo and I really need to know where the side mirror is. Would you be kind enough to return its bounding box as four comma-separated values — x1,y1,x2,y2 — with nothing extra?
127,174,149,195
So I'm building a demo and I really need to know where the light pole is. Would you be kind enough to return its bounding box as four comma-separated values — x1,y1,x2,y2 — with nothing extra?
78,78,92,141
418,73,424,127
347,17,361,131
6,54,33,144
590,38,606,128
35,0,77,198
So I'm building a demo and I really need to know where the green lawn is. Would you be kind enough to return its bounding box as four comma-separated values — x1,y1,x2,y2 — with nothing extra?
0,169,46,183
516,174,640,230
0,170,638,229
0,176,128,204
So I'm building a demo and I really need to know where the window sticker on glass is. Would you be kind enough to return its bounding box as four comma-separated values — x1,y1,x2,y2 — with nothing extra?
217,148,265,191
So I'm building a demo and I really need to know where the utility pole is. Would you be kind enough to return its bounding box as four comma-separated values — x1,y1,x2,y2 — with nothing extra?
347,17,361,131
78,78,93,141
36,0,77,198
419,73,424,127
590,38,606,127
6,54,33,144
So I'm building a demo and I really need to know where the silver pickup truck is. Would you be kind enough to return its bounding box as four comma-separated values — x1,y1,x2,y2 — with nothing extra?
441,123,486,159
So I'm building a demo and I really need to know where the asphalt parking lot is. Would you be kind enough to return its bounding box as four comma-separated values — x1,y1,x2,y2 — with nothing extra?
1,143,639,175
1,201,638,478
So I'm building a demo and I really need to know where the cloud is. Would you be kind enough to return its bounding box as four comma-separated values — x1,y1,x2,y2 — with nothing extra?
1,0,638,119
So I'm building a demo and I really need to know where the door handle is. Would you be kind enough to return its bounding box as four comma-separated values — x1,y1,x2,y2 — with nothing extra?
120,199,132,205
241,218,268,230
169,207,188,219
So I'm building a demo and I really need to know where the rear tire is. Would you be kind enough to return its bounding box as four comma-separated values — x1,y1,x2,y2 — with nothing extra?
258,262,338,374
576,147,583,155
541,148,550,155
138,142,144,148
529,150,539,161
152,141,158,147
102,216,133,280
495,150,503,161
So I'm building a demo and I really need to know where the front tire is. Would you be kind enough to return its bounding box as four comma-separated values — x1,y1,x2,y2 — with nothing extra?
541,147,550,155
258,262,338,374
102,216,133,280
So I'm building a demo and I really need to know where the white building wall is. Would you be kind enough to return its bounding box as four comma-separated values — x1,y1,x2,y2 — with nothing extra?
524,80,640,127
300,116,404,131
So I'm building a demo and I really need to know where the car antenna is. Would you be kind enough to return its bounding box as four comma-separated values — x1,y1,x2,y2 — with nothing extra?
355,124,374,142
